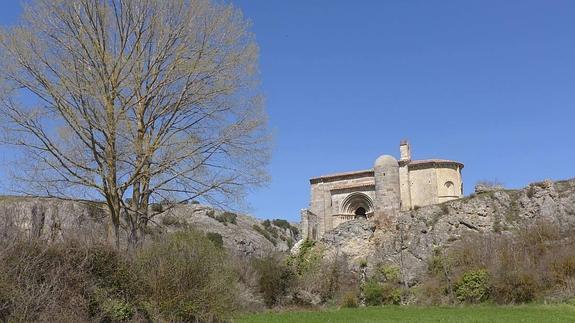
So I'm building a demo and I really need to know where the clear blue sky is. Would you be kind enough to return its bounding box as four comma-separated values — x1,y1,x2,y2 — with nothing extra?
0,1,574,222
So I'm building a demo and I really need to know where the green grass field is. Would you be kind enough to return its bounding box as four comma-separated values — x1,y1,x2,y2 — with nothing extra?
236,305,575,322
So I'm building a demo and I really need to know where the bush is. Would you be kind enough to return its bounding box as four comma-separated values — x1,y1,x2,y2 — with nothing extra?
363,281,384,306
423,221,572,305
160,214,184,227
375,264,401,283
135,230,238,322
207,210,238,226
206,232,224,249
150,203,163,213
288,239,321,275
252,255,295,307
492,270,539,304
340,291,358,308
0,240,142,322
272,219,300,236
385,285,403,305
252,224,277,246
455,269,490,303
217,212,238,225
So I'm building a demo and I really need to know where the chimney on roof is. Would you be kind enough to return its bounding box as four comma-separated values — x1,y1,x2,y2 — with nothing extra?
400,139,411,161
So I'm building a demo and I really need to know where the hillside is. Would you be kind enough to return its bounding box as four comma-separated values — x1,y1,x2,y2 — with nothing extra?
0,197,298,257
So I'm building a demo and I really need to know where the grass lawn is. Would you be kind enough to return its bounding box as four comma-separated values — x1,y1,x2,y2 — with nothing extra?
236,304,575,322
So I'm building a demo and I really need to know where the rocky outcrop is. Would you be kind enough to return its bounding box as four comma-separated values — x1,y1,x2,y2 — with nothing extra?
0,197,298,257
316,178,575,284
156,205,299,257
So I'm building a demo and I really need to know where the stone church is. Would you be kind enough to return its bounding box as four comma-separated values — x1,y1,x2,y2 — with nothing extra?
301,140,464,240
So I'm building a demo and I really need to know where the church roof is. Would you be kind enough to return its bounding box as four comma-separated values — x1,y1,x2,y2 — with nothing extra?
408,159,464,168
309,169,374,183
310,159,463,184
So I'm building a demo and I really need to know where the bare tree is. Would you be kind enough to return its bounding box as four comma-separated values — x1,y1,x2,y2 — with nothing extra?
0,0,269,249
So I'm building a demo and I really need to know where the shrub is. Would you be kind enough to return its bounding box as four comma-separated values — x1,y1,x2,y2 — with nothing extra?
340,292,358,308
288,239,321,275
492,270,539,304
252,224,277,246
160,214,184,227
150,203,163,213
262,220,279,238
363,281,384,306
136,230,238,322
440,203,449,215
0,240,142,322
526,185,536,198
376,264,401,283
455,269,490,303
385,285,403,305
217,212,238,225
252,255,295,307
206,232,224,249
272,219,299,236
207,210,238,226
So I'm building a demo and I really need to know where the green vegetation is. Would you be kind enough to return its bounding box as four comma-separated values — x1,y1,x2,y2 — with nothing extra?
455,269,490,303
206,232,224,249
207,210,238,226
258,219,299,247
421,220,575,305
236,305,575,323
252,255,296,307
160,214,186,227
136,231,238,321
271,219,300,236
253,224,277,245
288,239,319,275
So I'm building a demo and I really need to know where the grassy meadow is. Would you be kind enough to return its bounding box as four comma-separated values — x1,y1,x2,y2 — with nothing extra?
236,304,575,323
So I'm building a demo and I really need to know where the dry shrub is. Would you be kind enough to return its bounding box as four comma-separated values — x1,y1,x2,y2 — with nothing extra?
340,291,359,308
136,230,239,322
0,238,141,322
288,244,357,307
423,220,575,304
0,229,243,322
252,254,296,307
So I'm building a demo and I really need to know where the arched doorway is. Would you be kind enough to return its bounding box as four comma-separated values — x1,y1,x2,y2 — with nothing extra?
341,193,374,219
354,206,367,218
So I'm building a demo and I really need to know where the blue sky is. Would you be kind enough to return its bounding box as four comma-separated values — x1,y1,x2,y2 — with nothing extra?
1,1,574,222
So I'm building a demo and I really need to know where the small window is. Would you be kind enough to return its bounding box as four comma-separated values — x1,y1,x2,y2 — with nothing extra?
445,181,456,196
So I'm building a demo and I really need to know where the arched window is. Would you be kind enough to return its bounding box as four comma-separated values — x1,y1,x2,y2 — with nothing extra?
445,181,456,196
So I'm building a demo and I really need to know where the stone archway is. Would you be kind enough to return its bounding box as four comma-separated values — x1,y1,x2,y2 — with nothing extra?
341,192,374,219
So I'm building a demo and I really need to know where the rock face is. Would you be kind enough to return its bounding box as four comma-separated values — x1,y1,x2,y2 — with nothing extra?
156,205,299,257
0,197,109,242
316,178,575,284
0,197,298,257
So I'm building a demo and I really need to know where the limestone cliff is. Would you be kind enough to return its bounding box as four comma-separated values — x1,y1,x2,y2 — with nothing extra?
315,178,575,283
0,197,299,257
